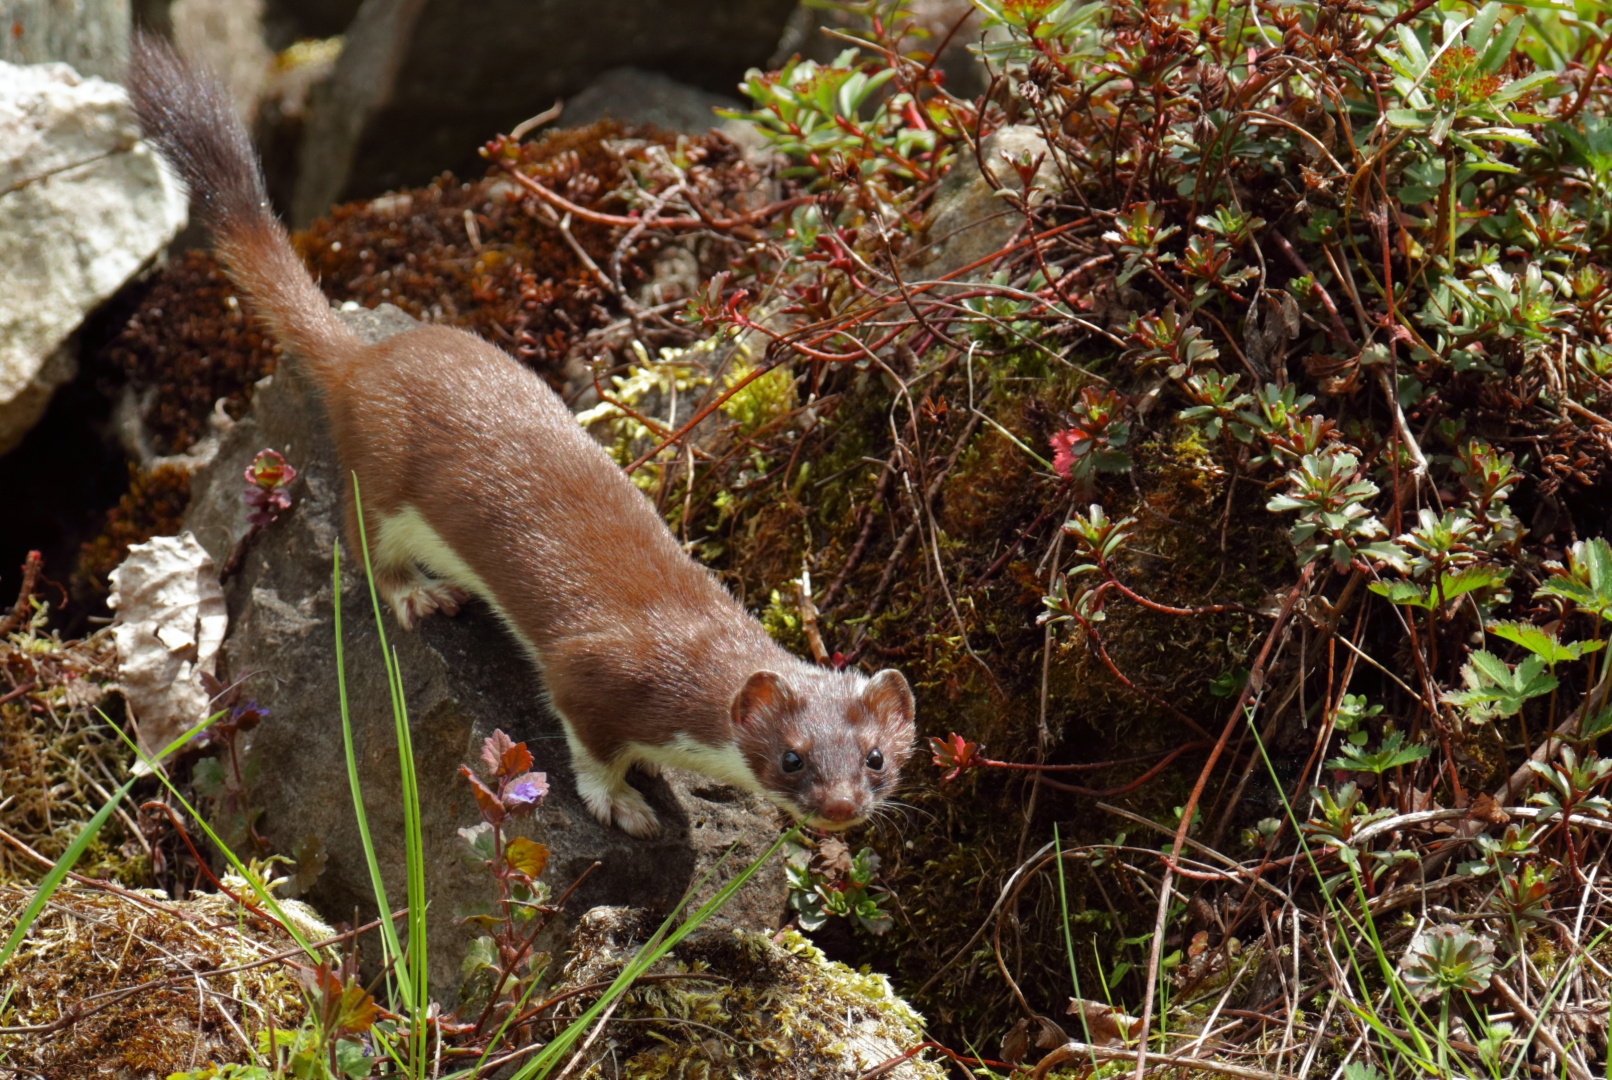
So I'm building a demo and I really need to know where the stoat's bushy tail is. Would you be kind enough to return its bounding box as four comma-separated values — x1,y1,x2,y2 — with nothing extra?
127,33,356,388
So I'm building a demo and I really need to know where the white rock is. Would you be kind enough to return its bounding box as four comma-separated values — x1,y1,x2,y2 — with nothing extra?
0,60,188,456
912,125,1066,283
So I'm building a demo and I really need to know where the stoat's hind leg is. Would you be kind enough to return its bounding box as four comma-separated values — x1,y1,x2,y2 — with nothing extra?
375,564,468,631
361,503,469,630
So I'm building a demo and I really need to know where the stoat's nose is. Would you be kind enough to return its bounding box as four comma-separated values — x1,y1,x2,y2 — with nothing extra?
816,792,860,825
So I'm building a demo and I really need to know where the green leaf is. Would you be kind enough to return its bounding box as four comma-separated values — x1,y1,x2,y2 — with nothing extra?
1580,704,1612,741
1475,10,1522,72
1433,566,1510,606
1370,580,1431,607
1537,538,1612,619
336,1040,373,1080
1326,728,1433,774
1369,567,1507,610
1387,108,1434,129
1396,24,1430,70
460,935,499,978
1447,651,1559,721
1486,621,1603,663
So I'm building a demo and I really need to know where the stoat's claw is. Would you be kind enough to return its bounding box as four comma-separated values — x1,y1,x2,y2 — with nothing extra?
384,579,468,629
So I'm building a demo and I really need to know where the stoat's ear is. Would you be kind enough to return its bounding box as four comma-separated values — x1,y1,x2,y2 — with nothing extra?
731,670,798,728
861,669,916,738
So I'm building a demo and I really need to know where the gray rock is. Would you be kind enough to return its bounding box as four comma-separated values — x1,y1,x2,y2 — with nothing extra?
0,60,188,457
0,0,130,81
565,67,742,135
289,0,797,226
910,124,1064,284
183,303,788,1002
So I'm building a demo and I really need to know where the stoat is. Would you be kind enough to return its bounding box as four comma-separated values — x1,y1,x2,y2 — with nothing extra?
126,34,916,837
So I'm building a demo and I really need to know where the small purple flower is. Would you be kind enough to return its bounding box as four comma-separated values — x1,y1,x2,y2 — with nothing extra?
501,771,549,817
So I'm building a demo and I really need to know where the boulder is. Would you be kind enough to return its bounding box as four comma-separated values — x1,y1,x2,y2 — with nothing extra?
0,0,129,80
182,303,789,1003
911,124,1064,284
289,0,798,225
0,60,188,457
565,66,745,137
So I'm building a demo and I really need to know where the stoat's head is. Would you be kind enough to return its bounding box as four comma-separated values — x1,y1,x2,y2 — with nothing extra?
730,666,916,830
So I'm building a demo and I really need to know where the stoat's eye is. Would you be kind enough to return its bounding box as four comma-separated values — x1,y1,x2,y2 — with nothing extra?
865,748,884,771
781,750,804,773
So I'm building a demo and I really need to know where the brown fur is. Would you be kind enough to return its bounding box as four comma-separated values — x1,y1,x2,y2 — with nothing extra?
126,33,916,836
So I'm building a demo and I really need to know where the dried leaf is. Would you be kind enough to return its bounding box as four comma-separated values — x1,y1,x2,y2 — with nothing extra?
1001,1017,1030,1065
815,836,854,879
108,532,227,764
1032,1014,1068,1049
1466,792,1511,825
1067,998,1144,1046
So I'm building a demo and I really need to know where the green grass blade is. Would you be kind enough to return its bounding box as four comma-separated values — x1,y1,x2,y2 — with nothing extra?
332,539,412,1005
346,475,431,1065
3,704,269,971
107,714,320,957
0,774,136,969
1246,712,1439,1070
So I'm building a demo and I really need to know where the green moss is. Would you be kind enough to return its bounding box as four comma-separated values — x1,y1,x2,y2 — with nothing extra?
549,912,946,1079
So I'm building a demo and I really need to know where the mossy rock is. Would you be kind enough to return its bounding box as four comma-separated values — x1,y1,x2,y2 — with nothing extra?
548,907,947,1080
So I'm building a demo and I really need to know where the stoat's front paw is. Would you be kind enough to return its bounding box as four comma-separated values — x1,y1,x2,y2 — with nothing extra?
608,787,662,838
576,765,662,838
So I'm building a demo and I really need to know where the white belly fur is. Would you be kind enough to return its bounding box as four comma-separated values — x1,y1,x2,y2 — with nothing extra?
371,504,770,826
373,504,539,661
628,735,761,792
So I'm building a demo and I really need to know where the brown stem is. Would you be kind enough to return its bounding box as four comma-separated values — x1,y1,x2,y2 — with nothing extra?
1132,563,1314,1080
0,550,43,636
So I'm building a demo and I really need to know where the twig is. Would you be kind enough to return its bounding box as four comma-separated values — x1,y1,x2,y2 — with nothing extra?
819,452,898,611
1036,1040,1294,1080
857,1040,1002,1080
537,203,617,297
498,159,814,232
1373,365,1429,480
1491,975,1594,1080
1134,564,1313,1080
552,991,625,1080
0,680,36,706
796,565,829,665
0,550,43,636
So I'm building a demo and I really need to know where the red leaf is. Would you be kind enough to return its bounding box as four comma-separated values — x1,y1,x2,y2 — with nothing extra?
928,732,979,782
461,765,506,823
499,740,534,780
480,730,517,776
